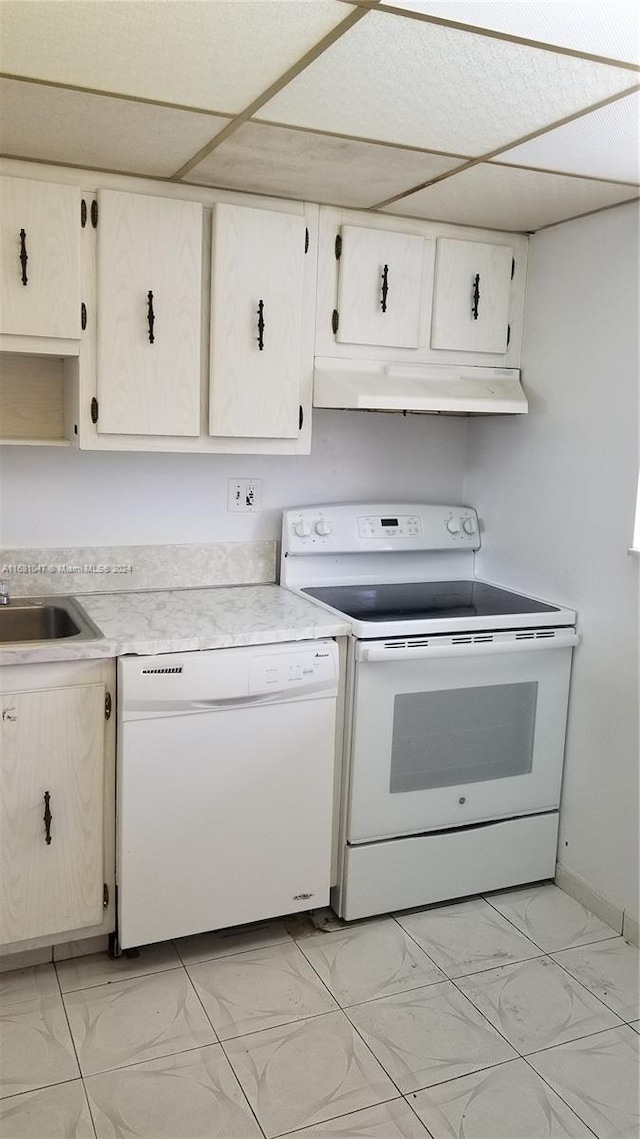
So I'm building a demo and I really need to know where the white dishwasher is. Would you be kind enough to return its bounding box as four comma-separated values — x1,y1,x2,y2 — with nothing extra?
117,639,338,949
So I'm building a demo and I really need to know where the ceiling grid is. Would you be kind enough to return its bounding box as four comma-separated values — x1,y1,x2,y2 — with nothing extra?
0,0,638,232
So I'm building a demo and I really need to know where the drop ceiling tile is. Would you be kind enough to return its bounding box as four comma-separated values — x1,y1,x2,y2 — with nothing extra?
0,79,229,176
391,1,640,65
187,121,463,205
0,1,355,113
497,92,640,184
260,10,637,155
381,163,639,231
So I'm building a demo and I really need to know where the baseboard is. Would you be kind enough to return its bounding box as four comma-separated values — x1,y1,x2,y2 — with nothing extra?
622,910,639,947
555,863,624,934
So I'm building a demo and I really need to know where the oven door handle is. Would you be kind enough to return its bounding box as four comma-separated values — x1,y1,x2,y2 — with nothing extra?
357,631,579,663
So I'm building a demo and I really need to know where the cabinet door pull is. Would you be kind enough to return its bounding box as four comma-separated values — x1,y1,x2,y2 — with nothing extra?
43,791,52,845
381,264,389,313
257,299,265,351
472,273,481,320
147,291,155,344
19,228,28,286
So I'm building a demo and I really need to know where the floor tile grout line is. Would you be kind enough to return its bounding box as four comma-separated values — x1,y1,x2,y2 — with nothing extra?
520,1021,636,1060
178,962,268,1138
271,1093,413,1138
174,930,294,968
56,959,186,996
0,1074,86,1105
52,957,84,1083
481,889,621,952
388,911,460,976
519,1053,602,1139
545,946,635,1021
80,1076,100,1139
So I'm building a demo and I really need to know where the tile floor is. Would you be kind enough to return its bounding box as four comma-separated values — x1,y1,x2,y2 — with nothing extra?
0,883,638,1138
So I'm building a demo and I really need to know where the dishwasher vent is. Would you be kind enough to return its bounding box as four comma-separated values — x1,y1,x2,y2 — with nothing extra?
141,666,184,674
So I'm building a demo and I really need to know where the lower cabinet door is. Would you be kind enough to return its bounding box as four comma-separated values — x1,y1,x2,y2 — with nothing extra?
0,684,105,944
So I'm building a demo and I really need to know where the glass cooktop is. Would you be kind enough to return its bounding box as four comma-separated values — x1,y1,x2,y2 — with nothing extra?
302,580,560,623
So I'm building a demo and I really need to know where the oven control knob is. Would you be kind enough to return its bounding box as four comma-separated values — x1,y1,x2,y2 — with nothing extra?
462,517,477,535
315,519,332,536
294,520,312,538
446,518,461,534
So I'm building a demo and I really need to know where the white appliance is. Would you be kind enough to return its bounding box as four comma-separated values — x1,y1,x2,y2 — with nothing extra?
281,503,578,920
313,359,528,415
117,639,338,949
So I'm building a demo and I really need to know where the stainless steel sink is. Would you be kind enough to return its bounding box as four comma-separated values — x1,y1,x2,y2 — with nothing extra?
0,597,103,645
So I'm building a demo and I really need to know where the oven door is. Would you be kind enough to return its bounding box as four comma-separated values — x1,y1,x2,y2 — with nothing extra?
347,630,578,842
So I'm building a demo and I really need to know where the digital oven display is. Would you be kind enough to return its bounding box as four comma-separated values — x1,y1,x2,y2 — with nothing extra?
381,518,399,527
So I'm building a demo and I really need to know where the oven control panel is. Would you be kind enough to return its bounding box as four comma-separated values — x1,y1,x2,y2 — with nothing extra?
358,515,423,539
282,503,481,554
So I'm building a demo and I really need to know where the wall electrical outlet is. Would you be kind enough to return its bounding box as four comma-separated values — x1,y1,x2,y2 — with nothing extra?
227,478,262,512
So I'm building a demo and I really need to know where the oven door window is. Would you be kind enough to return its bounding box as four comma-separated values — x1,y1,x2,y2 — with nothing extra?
390,682,537,793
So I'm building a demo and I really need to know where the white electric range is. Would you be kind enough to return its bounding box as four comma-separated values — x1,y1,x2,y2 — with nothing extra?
281,502,578,919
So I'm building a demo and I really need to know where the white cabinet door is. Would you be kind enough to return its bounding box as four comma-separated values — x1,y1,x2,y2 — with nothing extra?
97,190,202,436
336,225,424,348
430,238,514,354
0,685,105,944
210,204,306,438
0,177,81,339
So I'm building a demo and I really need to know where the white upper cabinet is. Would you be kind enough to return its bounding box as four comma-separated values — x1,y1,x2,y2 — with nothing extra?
315,206,527,369
335,225,425,349
430,238,515,354
210,203,307,439
0,177,81,341
96,189,202,436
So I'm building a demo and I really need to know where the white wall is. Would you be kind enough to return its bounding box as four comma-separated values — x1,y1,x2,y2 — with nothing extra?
465,201,640,919
0,409,467,548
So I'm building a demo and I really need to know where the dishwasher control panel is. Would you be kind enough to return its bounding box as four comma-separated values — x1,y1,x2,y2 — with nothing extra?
119,639,338,718
249,644,337,694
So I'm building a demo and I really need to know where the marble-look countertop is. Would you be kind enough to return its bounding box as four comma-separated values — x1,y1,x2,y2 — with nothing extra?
0,585,350,666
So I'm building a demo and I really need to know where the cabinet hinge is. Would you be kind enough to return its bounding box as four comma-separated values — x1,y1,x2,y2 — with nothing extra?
90,397,99,424
331,309,339,334
91,199,98,228
334,233,342,260
81,302,87,331
299,405,304,431
511,256,515,280
304,227,309,254
81,199,87,228
506,323,511,347
103,883,109,908
105,691,112,720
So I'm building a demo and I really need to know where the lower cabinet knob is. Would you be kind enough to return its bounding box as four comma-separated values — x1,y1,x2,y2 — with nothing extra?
446,518,461,534
315,519,332,536
463,518,477,535
294,521,312,537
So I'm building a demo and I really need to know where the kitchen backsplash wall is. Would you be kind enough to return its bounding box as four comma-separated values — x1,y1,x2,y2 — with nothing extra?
0,409,467,548
0,541,276,595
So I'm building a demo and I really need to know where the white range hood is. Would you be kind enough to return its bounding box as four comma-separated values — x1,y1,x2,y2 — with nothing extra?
313,358,528,416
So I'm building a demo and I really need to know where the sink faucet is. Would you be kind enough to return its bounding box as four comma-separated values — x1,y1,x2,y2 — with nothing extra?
0,580,10,605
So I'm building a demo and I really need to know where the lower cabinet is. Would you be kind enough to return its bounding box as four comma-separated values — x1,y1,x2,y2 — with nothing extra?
0,660,115,951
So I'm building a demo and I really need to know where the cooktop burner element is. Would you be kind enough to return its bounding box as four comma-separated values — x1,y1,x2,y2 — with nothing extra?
302,580,560,623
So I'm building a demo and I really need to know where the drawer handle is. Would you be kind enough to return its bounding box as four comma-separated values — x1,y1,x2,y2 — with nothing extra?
257,299,265,351
43,791,52,845
147,290,155,344
19,228,28,286
472,273,481,320
381,264,389,313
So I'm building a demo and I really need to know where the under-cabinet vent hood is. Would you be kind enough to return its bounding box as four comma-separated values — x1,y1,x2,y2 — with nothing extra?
313,358,528,416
